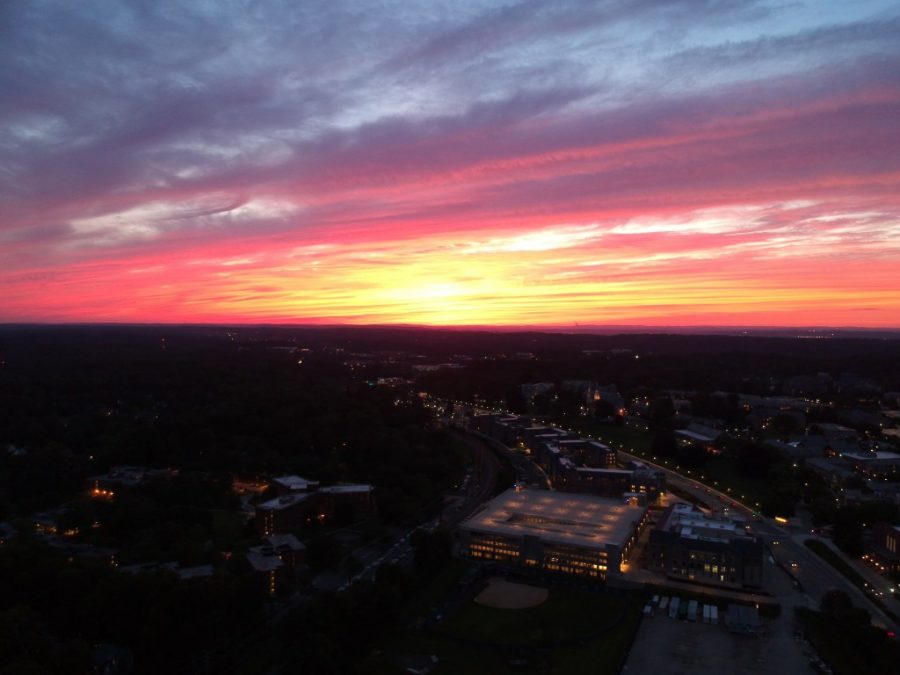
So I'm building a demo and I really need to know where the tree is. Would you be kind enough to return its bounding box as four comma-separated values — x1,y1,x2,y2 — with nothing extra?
648,397,675,430
650,432,677,458
820,589,871,627
675,443,708,469
821,589,853,614
306,535,343,573
409,527,452,575
736,442,775,479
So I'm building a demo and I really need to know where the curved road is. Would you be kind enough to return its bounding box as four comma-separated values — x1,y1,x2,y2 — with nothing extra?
435,398,899,633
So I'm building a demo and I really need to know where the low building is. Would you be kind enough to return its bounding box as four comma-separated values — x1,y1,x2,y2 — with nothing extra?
256,493,315,535
816,423,861,443
472,413,533,446
255,481,375,534
523,425,571,452
559,467,664,501
318,483,377,519
175,564,216,581
777,435,829,460
866,522,900,575
866,481,900,506
806,457,855,487
842,451,900,480
86,466,176,500
674,423,723,453
536,440,664,502
272,475,320,495
646,503,764,590
247,534,306,595
556,439,618,467
118,561,214,580
458,488,648,580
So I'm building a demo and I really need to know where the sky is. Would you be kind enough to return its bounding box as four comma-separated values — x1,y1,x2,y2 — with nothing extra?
2,0,900,328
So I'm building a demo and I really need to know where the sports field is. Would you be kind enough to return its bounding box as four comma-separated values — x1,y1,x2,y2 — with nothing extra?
474,577,549,609
378,584,645,674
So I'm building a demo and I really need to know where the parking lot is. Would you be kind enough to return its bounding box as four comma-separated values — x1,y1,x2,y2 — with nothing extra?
623,604,813,675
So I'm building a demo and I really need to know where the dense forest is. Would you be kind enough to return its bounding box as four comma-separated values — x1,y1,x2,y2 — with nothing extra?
0,326,468,522
0,326,468,673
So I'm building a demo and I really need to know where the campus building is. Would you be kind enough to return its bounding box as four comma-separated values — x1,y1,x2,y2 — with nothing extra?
866,521,900,575
536,439,664,502
842,451,900,480
472,413,535,447
458,488,648,580
86,466,176,500
646,503,764,590
255,475,376,535
247,534,306,596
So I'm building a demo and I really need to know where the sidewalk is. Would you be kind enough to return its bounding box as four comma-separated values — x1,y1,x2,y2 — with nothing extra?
614,566,772,604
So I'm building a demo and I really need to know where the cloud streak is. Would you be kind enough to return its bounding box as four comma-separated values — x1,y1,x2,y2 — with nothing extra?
1,0,899,326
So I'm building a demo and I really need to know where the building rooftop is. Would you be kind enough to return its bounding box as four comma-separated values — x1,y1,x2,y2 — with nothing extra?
266,533,305,551
460,488,646,550
806,457,855,476
573,467,632,475
176,564,216,580
247,549,283,573
843,451,900,461
675,428,718,443
273,475,318,491
320,483,374,494
88,465,173,487
258,492,311,510
657,503,747,544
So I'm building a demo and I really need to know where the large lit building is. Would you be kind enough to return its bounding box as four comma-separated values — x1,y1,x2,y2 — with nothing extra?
646,503,764,589
458,488,648,579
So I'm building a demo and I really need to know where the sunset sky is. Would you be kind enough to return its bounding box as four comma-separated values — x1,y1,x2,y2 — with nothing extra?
2,0,900,327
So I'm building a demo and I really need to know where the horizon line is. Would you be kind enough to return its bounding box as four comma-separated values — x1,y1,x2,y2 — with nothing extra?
2,321,900,336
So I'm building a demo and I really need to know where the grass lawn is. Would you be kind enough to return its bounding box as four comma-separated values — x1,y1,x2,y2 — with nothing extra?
400,558,473,623
568,422,654,454
700,456,770,509
443,587,624,646
209,508,251,545
803,539,900,623
379,586,644,675
797,607,900,675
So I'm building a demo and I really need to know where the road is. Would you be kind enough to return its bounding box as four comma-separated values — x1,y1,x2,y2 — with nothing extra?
609,445,899,633
318,426,505,592
431,399,899,632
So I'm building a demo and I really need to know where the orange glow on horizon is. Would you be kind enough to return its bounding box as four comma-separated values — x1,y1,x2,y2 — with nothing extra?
3,204,899,328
